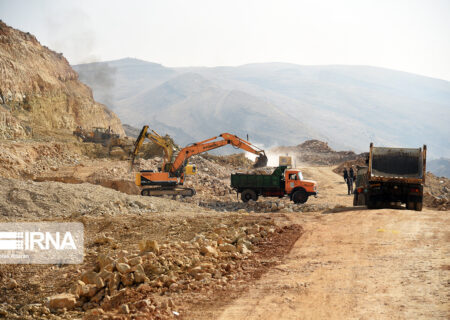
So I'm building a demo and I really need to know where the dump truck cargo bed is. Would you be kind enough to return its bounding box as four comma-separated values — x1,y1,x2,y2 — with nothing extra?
231,173,281,189
369,147,424,183
371,147,424,181
231,166,285,190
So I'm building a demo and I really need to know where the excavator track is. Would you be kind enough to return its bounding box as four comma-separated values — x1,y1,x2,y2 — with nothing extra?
141,187,196,197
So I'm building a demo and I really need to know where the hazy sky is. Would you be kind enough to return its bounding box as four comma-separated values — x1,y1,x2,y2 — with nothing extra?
1,0,450,80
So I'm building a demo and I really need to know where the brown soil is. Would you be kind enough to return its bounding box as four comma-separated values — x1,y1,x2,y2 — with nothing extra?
0,141,448,319
216,208,449,320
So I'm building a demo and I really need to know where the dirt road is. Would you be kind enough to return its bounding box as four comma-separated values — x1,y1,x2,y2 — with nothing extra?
216,209,448,319
212,166,449,319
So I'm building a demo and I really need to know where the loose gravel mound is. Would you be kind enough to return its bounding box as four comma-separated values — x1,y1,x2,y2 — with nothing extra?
0,177,200,219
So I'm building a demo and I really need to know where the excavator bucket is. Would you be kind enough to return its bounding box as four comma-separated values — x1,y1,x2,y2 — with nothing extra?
253,154,268,168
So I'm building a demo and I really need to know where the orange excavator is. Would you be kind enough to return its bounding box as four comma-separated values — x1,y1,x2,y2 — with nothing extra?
130,125,268,197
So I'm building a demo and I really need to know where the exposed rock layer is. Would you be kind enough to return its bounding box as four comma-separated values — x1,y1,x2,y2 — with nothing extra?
0,20,124,139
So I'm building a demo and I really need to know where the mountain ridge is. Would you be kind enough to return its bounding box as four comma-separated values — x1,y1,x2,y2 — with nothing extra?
73,58,450,158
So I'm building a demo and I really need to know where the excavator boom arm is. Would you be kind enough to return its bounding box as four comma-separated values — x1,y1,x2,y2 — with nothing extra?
130,125,176,170
220,133,265,155
171,133,267,174
130,126,149,168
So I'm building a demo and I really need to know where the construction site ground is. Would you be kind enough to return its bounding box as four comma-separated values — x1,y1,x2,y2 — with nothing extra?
0,141,448,319
193,167,450,320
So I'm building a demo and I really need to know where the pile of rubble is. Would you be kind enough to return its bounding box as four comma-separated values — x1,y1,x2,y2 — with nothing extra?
46,223,280,318
200,153,253,168
271,140,360,166
332,155,368,174
193,198,329,213
423,172,449,210
0,141,84,179
423,193,448,211
0,176,201,219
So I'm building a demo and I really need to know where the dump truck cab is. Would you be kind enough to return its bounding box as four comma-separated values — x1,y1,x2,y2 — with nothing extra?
284,169,317,195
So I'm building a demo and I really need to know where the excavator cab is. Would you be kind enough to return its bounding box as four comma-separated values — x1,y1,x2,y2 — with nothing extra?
184,164,197,175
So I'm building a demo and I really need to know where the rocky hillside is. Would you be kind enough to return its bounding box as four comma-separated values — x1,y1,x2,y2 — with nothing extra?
0,21,124,139
123,124,141,138
270,140,361,166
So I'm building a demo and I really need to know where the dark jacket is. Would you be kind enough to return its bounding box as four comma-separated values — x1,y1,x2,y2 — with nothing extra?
343,169,349,180
349,168,355,179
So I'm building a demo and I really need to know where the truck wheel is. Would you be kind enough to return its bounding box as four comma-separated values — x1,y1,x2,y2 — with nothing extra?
367,198,376,209
414,202,423,211
292,189,308,204
241,189,257,202
357,194,366,205
353,192,358,206
406,201,415,210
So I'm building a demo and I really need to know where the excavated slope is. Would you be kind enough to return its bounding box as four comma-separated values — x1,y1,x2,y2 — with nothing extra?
0,20,124,139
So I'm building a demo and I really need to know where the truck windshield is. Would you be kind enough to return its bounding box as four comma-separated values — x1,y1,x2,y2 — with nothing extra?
288,172,304,180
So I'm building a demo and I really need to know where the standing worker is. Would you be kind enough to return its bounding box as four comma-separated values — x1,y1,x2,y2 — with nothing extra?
343,168,352,195
349,167,355,187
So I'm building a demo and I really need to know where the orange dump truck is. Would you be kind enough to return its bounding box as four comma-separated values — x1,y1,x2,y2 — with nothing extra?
231,166,317,204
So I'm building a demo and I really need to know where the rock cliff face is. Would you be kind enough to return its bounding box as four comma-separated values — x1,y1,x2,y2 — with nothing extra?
0,20,124,139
